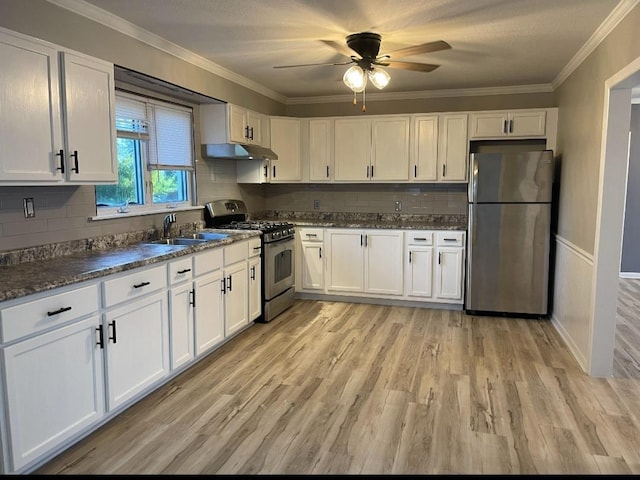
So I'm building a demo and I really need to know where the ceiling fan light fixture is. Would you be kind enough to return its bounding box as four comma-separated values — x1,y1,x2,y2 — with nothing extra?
368,67,390,89
343,65,367,92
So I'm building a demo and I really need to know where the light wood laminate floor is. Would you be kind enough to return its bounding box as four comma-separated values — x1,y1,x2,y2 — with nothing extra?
37,300,640,475
614,278,640,379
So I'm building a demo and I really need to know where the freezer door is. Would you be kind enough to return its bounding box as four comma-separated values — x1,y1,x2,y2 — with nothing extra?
469,151,553,203
466,203,551,315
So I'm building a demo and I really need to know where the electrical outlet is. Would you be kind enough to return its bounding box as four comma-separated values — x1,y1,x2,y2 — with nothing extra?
23,198,35,218
395,201,402,212
313,199,320,210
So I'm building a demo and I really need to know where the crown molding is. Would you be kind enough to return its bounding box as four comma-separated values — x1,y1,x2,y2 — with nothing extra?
552,0,640,90
285,84,554,105
46,0,287,103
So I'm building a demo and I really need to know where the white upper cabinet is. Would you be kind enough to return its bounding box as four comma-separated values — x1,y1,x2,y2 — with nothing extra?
334,116,410,182
61,52,117,183
200,103,266,146
371,117,410,181
469,109,546,139
308,118,333,181
411,113,468,182
270,116,301,182
0,28,116,185
438,113,468,182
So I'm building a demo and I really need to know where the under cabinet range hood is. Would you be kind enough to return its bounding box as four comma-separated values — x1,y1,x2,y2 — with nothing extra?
204,143,278,160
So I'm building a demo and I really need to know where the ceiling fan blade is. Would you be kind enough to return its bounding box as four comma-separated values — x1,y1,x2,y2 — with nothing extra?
321,39,359,58
273,60,353,69
382,40,451,59
379,60,440,72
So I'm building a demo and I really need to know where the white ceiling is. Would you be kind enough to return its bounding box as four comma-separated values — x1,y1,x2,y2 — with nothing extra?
65,0,625,101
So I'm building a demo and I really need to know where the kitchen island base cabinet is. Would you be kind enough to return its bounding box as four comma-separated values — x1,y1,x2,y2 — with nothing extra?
2,316,105,472
104,291,170,411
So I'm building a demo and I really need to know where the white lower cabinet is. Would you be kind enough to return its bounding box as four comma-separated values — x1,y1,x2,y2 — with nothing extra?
248,237,262,321
405,231,435,299
434,231,466,301
2,315,105,472
103,290,170,411
0,238,258,473
223,240,250,337
296,227,466,306
326,229,403,296
298,228,325,291
193,248,225,356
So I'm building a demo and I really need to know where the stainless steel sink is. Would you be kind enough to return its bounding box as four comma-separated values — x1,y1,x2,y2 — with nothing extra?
185,232,230,241
147,237,209,246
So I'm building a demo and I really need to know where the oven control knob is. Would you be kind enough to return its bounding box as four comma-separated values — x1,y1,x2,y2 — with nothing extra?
273,231,281,239
289,228,295,235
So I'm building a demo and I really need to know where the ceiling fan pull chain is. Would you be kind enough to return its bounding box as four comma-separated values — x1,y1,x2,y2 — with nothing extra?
353,91,357,105
362,89,366,112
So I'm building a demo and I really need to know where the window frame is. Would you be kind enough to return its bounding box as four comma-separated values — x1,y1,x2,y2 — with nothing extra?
95,90,197,218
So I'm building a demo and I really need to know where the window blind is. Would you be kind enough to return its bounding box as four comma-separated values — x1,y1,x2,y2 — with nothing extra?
115,95,149,140
148,104,194,171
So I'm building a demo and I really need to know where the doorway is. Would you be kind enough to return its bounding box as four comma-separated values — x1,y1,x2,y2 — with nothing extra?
590,55,640,376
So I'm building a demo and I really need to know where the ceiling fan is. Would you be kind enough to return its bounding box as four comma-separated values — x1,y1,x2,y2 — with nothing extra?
273,32,451,110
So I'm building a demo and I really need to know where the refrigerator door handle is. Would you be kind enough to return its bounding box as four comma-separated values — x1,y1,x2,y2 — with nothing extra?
466,203,474,309
468,153,478,203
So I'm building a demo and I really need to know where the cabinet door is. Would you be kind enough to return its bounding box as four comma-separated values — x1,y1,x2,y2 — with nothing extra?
2,316,104,472
224,261,249,336
236,158,272,184
327,229,364,292
194,269,224,355
0,31,63,182
407,246,433,298
364,230,404,295
469,111,509,138
434,247,464,301
61,52,117,183
301,243,324,290
228,103,248,143
169,282,195,370
438,114,468,182
270,117,301,182
248,256,262,321
104,291,170,410
334,118,371,181
371,117,410,181
309,119,332,181
412,115,438,181
509,110,546,137
246,110,262,145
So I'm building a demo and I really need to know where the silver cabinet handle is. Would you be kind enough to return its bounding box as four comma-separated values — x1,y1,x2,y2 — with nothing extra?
503,119,508,133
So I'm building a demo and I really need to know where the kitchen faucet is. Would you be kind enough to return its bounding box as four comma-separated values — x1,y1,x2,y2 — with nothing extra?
163,213,176,238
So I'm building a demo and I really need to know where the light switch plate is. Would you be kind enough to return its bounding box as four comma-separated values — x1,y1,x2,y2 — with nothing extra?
313,199,320,210
23,198,35,218
395,201,402,212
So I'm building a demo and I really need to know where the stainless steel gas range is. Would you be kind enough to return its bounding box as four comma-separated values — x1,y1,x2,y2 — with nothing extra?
203,199,295,322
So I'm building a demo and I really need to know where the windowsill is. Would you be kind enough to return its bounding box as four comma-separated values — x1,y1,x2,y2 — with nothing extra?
89,205,203,221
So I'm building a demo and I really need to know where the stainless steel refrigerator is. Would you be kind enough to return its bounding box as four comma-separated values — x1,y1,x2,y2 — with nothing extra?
465,150,554,316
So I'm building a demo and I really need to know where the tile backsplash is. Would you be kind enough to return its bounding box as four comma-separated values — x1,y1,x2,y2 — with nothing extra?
262,183,467,215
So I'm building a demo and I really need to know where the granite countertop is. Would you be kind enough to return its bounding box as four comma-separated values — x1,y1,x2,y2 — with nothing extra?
252,211,468,231
0,230,260,304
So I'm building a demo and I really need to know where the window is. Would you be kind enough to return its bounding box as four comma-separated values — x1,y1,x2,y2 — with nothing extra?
96,91,195,216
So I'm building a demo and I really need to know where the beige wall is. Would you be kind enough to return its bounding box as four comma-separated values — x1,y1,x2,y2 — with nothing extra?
555,4,640,254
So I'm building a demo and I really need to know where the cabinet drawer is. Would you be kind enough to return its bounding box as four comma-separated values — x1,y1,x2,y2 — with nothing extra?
1,283,100,343
168,257,194,285
225,240,248,266
300,228,324,242
102,264,167,308
436,231,465,247
248,237,262,258
406,231,433,246
193,248,223,277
